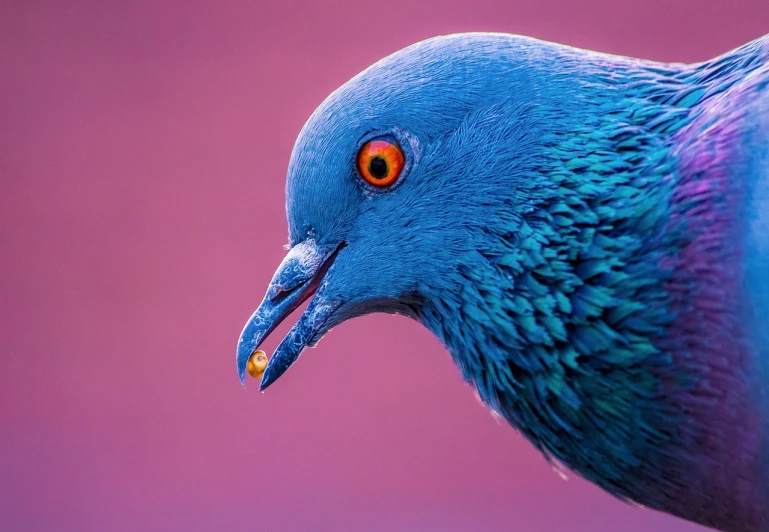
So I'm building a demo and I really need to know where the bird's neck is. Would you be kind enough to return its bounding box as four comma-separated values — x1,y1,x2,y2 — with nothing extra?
418,47,769,530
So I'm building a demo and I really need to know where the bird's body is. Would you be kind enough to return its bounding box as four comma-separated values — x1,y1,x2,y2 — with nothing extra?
237,34,769,530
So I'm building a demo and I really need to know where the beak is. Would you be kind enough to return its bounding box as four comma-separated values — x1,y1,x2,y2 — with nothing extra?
236,239,344,390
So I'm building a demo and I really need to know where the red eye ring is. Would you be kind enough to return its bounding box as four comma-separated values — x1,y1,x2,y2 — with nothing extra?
356,139,405,188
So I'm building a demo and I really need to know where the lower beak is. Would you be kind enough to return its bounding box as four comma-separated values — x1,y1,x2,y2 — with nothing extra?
236,239,343,390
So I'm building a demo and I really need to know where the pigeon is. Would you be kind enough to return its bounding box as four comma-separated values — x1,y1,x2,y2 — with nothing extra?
236,33,769,530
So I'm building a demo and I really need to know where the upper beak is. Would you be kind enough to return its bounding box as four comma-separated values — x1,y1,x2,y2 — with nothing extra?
236,239,344,390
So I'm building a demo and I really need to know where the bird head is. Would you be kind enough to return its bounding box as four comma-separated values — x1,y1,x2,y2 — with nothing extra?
236,34,577,389
232,31,769,529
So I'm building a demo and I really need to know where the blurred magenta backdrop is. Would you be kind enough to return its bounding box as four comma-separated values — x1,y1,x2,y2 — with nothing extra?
2,1,768,531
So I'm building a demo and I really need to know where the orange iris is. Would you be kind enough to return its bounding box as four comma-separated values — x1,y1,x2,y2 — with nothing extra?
356,139,405,187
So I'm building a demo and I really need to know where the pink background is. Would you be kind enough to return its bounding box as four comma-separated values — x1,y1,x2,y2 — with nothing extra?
2,1,767,530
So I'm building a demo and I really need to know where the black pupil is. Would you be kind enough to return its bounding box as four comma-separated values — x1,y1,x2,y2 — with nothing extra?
368,156,389,179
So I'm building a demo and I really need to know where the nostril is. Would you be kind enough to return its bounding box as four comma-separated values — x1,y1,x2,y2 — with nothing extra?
265,240,346,304
269,279,309,303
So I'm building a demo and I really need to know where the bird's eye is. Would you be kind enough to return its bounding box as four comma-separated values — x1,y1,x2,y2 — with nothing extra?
356,138,405,188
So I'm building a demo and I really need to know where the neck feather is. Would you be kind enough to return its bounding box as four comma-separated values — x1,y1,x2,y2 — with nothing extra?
418,45,769,529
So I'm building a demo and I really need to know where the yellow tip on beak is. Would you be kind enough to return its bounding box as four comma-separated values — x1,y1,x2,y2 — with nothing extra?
246,350,269,379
